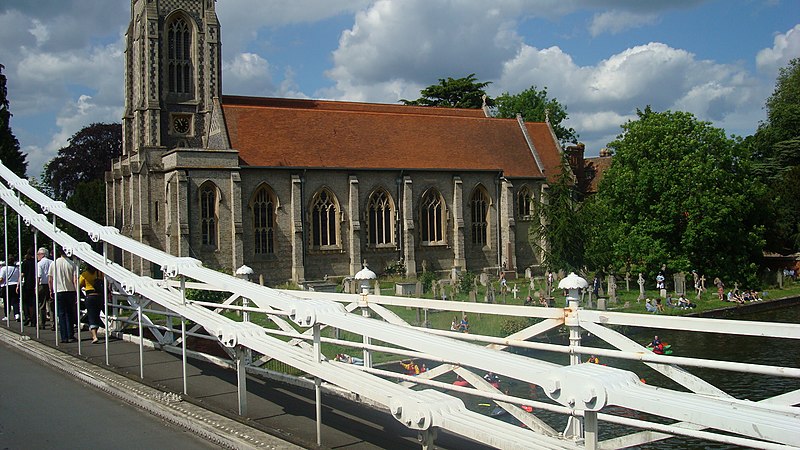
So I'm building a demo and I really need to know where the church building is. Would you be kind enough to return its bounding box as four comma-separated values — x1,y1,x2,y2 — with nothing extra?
107,0,567,284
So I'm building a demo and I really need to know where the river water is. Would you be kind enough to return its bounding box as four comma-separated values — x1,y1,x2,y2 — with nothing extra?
449,303,800,448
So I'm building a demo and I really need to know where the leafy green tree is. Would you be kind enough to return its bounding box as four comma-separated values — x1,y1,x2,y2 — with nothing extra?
45,123,122,200
530,158,585,272
401,74,491,109
748,58,800,253
0,64,27,178
495,85,578,145
584,107,765,286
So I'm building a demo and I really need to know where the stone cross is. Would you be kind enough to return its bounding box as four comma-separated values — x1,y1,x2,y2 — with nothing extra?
511,284,519,299
637,273,646,301
607,275,617,303
625,272,631,292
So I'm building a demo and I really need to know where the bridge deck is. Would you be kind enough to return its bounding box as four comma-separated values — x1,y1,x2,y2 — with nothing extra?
0,316,492,450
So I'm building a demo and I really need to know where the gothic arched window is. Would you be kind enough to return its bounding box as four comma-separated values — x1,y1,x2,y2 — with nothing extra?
471,186,489,246
252,185,277,254
517,185,534,220
311,188,339,248
167,17,193,95
367,189,395,246
420,189,445,245
199,182,218,247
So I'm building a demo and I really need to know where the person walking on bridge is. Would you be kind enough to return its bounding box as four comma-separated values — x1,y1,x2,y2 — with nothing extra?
49,248,78,344
79,265,104,344
36,248,53,329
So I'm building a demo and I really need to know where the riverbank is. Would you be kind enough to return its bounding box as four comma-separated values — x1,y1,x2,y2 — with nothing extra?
687,294,800,319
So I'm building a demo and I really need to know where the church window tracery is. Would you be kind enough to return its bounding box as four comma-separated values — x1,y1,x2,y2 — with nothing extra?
199,182,218,248
252,185,276,254
517,185,535,220
311,188,339,249
420,189,445,245
470,186,489,246
167,16,193,95
367,189,395,246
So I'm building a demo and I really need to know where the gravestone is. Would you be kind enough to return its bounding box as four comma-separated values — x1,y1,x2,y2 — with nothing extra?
469,290,477,303
524,267,532,279
479,272,489,286
374,280,381,295
415,281,422,298
511,284,519,299
625,272,631,292
343,278,351,294
597,298,606,310
674,272,686,296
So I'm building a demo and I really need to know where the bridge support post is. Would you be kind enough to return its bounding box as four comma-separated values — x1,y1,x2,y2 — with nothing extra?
584,411,598,449
361,295,372,368
34,230,40,340
236,346,248,415
419,429,437,450
103,242,109,366
560,273,588,441
16,192,22,334
138,302,144,379
313,323,323,446
180,277,188,395
3,204,7,328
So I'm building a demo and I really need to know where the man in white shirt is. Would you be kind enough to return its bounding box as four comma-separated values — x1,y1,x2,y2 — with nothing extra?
37,248,53,328
48,248,78,343
0,255,20,321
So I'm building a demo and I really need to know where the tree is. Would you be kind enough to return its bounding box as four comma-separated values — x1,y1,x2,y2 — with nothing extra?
583,107,765,286
45,123,122,200
495,86,578,145
748,58,800,253
530,158,585,272
0,64,27,178
401,74,491,109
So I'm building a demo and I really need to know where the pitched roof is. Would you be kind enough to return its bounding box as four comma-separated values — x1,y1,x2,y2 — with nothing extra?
221,96,562,179
584,156,614,194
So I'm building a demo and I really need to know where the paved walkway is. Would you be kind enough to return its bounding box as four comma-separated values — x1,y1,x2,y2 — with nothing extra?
0,341,217,449
0,315,489,450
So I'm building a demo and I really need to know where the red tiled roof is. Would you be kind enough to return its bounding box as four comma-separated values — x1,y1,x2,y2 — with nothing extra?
221,96,561,179
584,156,613,194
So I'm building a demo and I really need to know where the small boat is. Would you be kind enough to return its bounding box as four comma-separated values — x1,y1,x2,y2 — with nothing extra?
453,379,470,387
646,343,673,355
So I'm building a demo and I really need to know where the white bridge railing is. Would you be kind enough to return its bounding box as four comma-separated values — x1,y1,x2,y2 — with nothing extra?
1,161,799,450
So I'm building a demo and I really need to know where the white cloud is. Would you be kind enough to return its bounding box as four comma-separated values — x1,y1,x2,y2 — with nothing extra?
217,0,372,56
756,24,800,76
223,52,275,96
589,10,658,37
325,0,523,99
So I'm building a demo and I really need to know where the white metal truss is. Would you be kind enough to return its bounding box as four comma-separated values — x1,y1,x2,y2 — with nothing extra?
1,162,799,449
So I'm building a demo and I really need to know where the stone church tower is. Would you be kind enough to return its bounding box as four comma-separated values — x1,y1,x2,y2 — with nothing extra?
110,0,242,275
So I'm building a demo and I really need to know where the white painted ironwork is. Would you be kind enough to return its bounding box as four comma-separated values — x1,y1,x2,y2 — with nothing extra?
1,161,799,449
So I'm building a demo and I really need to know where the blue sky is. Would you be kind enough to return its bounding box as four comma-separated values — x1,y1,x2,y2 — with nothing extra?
1,0,798,179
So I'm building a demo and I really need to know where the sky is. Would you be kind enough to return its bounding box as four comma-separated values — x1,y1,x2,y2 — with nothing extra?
1,0,799,180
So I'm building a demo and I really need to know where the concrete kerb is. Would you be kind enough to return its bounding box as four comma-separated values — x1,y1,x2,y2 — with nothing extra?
0,327,303,450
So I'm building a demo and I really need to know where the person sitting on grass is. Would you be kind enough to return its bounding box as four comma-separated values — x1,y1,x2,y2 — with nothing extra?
677,294,696,309
645,299,658,313
655,297,665,313
458,314,469,333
